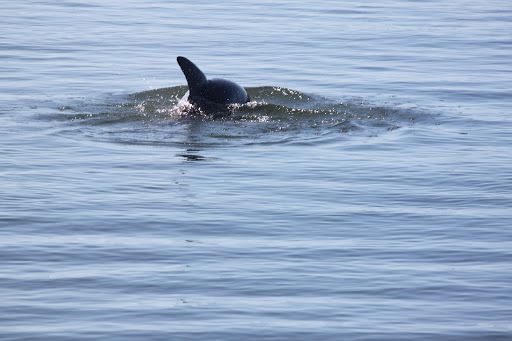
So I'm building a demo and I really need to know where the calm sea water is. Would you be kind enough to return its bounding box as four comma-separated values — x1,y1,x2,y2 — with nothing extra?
1,1,512,340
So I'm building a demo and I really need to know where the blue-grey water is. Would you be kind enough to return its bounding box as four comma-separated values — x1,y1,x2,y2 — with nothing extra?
1,1,512,340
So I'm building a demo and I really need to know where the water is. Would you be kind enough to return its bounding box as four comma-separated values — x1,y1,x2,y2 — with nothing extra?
1,1,512,340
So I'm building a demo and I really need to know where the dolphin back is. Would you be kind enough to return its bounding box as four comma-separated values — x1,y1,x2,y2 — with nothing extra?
177,56,207,97
204,78,249,104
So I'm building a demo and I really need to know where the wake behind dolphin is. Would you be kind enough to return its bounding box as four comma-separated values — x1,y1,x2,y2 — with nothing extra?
177,56,250,109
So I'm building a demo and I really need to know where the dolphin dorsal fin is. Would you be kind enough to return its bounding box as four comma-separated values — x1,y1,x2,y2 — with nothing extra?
177,56,207,96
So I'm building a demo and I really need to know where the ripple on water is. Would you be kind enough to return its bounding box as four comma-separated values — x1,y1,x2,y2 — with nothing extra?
46,86,415,148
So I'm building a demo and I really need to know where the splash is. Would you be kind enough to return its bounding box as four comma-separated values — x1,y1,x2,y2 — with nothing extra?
52,86,412,147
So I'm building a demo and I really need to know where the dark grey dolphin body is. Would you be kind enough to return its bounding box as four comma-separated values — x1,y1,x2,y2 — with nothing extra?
177,56,250,106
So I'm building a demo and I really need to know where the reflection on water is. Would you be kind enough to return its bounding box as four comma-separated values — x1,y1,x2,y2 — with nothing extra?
177,150,209,162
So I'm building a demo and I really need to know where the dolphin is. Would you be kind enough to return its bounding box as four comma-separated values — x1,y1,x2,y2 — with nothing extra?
177,56,250,107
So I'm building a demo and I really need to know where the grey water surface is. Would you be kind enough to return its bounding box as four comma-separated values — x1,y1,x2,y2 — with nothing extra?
1,1,512,340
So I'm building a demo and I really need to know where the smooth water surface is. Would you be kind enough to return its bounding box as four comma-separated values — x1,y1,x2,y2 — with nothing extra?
1,1,512,340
